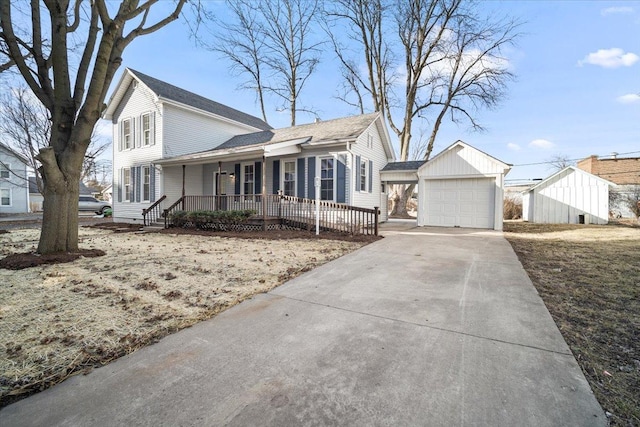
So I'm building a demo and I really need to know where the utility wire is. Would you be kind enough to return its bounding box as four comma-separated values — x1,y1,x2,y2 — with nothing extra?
513,150,640,167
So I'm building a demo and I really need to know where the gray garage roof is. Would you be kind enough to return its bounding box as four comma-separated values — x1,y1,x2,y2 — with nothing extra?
129,69,272,131
381,161,426,171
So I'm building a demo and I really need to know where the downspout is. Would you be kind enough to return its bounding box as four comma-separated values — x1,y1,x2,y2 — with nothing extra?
346,141,356,205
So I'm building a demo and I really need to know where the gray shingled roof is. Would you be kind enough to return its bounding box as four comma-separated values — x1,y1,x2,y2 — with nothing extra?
129,69,272,131
214,113,379,151
28,176,92,194
381,161,426,171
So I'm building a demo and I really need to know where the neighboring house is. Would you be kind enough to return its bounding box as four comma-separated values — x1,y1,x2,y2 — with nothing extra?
522,166,614,224
0,142,29,214
577,154,640,218
380,141,511,230
104,69,395,223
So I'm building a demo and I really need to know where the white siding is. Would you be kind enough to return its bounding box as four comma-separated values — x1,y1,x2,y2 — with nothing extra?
527,169,609,224
162,105,257,158
350,121,390,220
112,81,163,222
420,144,507,178
0,148,29,214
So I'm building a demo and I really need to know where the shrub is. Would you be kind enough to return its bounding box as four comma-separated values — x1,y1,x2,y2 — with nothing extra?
169,210,256,229
103,208,113,218
504,195,522,220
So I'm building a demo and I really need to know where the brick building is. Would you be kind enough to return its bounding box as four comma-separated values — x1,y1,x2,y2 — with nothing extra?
577,154,640,185
577,154,640,218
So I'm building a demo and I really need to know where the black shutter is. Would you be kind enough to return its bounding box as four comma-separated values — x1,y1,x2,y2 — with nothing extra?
272,160,280,194
254,161,262,194
135,166,141,202
149,165,156,202
307,156,316,199
369,160,373,193
234,163,241,194
297,158,305,198
117,169,122,202
355,155,361,191
337,157,346,203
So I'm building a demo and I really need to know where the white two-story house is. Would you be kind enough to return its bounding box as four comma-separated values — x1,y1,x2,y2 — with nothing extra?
0,142,29,214
103,68,395,225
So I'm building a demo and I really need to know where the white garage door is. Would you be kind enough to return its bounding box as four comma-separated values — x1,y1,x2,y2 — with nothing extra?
423,178,495,229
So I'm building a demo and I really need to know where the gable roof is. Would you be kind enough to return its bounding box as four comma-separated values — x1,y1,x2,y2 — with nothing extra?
103,68,272,131
418,140,511,177
0,142,29,165
523,166,616,193
156,113,394,165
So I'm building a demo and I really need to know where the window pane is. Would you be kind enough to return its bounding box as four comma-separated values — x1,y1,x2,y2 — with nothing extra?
320,158,334,201
283,161,296,196
1,189,9,205
0,165,9,178
143,114,150,145
244,164,254,195
143,167,150,201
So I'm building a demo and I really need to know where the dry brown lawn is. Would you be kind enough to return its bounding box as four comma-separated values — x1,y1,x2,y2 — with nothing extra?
504,222,640,426
0,226,366,407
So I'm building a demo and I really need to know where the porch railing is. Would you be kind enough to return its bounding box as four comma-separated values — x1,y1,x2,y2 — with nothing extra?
141,195,167,226
162,194,379,236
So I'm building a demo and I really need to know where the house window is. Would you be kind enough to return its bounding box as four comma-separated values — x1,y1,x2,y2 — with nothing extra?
360,158,367,192
0,188,10,206
122,119,132,150
123,168,131,202
142,166,150,201
0,164,9,179
283,160,296,196
142,113,151,146
320,158,334,201
243,164,254,197
367,134,373,149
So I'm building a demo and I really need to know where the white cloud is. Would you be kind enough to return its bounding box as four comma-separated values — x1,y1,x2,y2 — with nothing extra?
507,143,521,151
617,93,640,104
578,48,639,68
601,6,634,16
529,139,555,149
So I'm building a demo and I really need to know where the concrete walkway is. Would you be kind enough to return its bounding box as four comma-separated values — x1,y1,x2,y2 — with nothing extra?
1,228,606,426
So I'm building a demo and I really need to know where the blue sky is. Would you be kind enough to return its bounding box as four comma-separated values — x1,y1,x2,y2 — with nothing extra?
100,0,639,182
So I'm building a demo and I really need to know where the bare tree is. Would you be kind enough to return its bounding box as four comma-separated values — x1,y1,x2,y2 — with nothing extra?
213,0,322,126
546,154,574,172
208,0,269,123
0,0,188,254
0,87,108,192
326,0,520,216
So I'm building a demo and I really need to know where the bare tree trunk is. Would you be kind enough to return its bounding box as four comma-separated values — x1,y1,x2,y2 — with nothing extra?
389,183,416,218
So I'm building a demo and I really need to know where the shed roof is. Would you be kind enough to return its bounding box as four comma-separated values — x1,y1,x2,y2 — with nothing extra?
381,161,426,172
523,166,616,193
103,69,272,131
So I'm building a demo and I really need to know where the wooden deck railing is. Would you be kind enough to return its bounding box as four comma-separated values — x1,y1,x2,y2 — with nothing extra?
141,195,167,226
162,194,380,236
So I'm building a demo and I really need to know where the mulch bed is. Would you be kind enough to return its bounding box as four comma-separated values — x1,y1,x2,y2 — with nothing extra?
158,226,383,243
0,249,106,270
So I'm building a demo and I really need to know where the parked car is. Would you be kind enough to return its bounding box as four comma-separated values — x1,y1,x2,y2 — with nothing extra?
79,195,111,215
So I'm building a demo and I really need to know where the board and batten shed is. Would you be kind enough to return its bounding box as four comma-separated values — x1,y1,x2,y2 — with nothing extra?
417,141,511,230
522,166,614,224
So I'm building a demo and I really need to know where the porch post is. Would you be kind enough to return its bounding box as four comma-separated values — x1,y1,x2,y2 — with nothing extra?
262,155,267,231
181,165,186,210
217,161,222,210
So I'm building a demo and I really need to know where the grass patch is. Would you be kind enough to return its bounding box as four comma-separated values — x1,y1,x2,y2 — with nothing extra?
505,223,640,426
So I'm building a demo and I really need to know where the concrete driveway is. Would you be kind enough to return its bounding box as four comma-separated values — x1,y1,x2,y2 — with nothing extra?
0,227,606,426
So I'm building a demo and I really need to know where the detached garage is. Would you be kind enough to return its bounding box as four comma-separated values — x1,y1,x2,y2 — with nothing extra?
522,166,613,224
417,141,511,230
